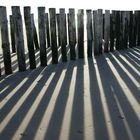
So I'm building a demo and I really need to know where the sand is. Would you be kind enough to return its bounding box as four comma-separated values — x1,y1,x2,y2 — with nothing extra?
0,46,140,140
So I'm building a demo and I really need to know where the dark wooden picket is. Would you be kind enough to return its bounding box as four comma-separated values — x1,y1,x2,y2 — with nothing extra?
49,8,58,64
9,15,16,53
68,8,76,60
86,10,93,57
0,6,12,75
24,6,36,69
31,14,40,50
38,7,47,66
45,13,51,48
77,9,84,58
12,6,26,71
59,8,67,62
104,10,110,53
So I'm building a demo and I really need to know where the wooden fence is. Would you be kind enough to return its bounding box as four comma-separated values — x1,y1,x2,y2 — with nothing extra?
0,6,140,76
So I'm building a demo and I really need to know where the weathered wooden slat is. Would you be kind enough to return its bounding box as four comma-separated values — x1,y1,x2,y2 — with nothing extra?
137,11,140,46
59,8,67,62
129,11,133,48
45,13,51,48
56,13,61,47
104,10,110,53
121,11,125,49
127,11,131,47
24,7,36,69
67,13,69,45
120,11,124,49
86,10,93,57
12,6,26,71
103,14,105,40
31,14,39,50
62,12,67,46
93,10,98,55
9,15,16,53
110,11,115,51
38,7,47,66
115,11,121,50
68,8,76,60
120,11,129,49
0,7,12,75
64,13,68,46
124,11,129,49
134,10,140,46
77,9,84,58
0,25,2,75
132,11,137,47
97,9,103,54
49,8,58,64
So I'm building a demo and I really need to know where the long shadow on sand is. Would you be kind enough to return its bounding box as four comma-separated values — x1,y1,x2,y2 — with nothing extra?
0,47,140,140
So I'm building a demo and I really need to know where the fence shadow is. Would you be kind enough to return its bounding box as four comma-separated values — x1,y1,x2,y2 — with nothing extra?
95,54,140,140
0,48,140,140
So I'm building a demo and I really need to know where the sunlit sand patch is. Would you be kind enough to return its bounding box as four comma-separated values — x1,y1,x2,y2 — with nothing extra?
83,60,95,140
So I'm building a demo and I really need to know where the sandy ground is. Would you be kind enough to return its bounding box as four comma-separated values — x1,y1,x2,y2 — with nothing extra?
0,46,140,140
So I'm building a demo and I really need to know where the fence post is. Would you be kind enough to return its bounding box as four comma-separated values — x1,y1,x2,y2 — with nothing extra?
115,11,121,50
93,10,98,55
68,8,76,60
59,8,67,62
10,15,16,53
45,13,51,48
38,7,47,66
0,6,12,75
104,10,110,53
60,9,67,47
24,7,36,69
129,11,133,48
86,10,93,57
12,6,26,71
110,11,115,51
132,11,137,47
31,14,39,50
103,14,105,40
121,11,125,49
49,8,58,64
137,11,140,46
127,11,131,47
134,11,140,46
97,9,103,54
77,9,84,58
124,11,129,49
119,11,123,49
56,13,61,47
